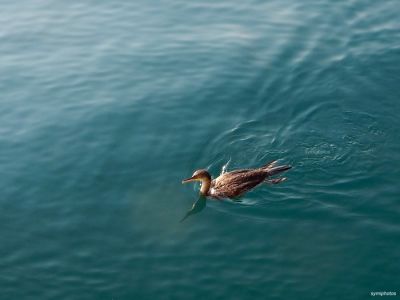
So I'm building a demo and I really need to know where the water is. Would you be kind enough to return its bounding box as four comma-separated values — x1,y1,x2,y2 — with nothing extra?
1,0,399,299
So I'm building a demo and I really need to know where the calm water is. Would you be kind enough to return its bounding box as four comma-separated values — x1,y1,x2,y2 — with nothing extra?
1,0,399,299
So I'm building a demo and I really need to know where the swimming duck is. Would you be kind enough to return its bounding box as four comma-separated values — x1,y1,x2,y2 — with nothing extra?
182,160,291,199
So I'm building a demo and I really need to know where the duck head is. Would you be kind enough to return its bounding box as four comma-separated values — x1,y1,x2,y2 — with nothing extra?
182,169,211,195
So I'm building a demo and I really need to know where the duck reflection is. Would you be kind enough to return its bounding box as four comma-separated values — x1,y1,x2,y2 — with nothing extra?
180,195,207,223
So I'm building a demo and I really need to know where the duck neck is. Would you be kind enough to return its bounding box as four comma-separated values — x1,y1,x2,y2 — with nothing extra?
200,178,211,196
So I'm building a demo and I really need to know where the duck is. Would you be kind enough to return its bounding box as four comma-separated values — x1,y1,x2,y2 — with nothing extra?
182,160,291,199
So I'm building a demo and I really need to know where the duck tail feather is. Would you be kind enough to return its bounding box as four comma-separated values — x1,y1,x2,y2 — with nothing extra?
265,177,287,184
267,165,292,176
260,160,278,169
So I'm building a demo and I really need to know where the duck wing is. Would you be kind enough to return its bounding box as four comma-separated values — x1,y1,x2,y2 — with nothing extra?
210,169,267,198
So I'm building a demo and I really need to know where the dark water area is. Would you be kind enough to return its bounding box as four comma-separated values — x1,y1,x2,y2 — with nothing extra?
1,0,399,299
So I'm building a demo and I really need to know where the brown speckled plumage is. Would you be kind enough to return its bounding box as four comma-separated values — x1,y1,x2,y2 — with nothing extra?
182,160,291,199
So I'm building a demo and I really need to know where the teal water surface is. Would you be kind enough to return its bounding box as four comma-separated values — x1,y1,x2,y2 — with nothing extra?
1,0,400,299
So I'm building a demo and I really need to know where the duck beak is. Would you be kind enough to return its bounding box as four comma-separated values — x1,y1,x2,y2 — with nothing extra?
182,176,197,184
